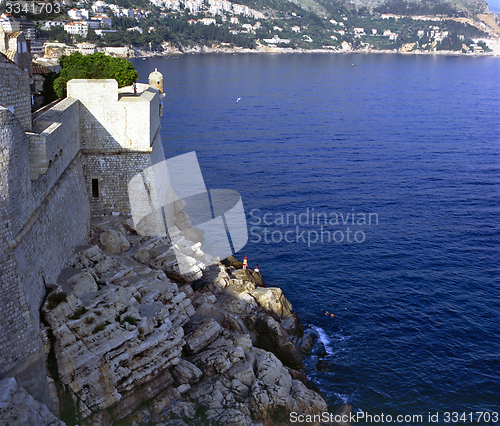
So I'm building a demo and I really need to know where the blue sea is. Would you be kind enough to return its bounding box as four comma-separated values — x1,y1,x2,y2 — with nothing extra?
132,54,500,424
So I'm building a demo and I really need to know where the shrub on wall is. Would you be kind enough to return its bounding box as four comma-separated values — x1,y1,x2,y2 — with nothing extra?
53,52,139,98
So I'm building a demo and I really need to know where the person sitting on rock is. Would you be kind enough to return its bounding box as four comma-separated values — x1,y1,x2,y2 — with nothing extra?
242,256,248,270
254,264,260,273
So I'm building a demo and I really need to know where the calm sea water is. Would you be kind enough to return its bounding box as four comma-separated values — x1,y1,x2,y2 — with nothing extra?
132,54,500,424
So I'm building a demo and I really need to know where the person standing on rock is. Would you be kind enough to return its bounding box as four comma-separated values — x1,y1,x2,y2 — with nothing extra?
242,256,248,270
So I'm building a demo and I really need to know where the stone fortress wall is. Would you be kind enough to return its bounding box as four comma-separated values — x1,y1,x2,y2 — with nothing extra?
0,67,164,405
0,106,45,402
0,52,32,132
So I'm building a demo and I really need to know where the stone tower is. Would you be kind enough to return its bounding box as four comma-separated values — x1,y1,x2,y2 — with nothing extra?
66,79,165,216
149,68,163,93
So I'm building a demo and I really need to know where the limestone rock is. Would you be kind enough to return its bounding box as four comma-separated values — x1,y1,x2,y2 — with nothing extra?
184,318,223,355
0,377,66,426
289,379,329,419
99,229,130,254
190,340,245,377
43,217,331,426
45,293,82,329
43,271,195,421
248,349,327,425
231,268,264,286
79,245,105,263
178,283,194,298
224,360,255,388
108,370,175,421
286,367,310,386
255,316,304,370
133,238,205,282
185,344,327,426
219,294,257,316
191,292,217,308
171,401,198,420
176,383,191,394
234,334,253,351
296,333,314,354
93,257,118,275
149,386,182,418
66,270,98,298
281,313,304,337
220,312,247,334
248,287,293,319
201,264,232,294
172,359,203,385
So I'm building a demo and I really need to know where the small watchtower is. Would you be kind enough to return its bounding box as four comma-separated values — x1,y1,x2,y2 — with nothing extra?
149,68,163,93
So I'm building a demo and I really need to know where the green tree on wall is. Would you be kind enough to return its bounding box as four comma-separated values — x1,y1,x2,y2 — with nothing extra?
53,52,139,98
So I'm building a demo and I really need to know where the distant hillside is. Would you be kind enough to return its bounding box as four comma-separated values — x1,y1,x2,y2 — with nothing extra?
243,0,490,17
334,0,489,15
3,0,494,54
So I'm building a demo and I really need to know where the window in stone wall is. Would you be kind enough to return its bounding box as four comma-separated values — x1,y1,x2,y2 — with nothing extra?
92,179,99,198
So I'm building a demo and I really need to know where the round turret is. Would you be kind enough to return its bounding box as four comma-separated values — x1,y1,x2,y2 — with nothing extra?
148,68,163,93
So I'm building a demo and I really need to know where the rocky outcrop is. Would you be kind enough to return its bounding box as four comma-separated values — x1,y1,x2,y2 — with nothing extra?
99,229,131,254
42,242,195,423
39,217,330,426
132,229,213,282
255,316,304,370
0,377,66,426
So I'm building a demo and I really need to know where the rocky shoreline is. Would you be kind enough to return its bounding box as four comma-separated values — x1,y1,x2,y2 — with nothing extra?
0,206,350,425
127,41,499,57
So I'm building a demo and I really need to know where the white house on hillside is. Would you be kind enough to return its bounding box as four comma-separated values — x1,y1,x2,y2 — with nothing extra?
64,21,88,37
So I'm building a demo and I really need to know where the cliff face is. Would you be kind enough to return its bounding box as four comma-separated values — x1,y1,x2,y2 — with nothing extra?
36,213,329,426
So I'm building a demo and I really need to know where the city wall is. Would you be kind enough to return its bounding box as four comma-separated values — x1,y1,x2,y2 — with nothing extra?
0,77,164,404
0,107,44,400
0,53,31,131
